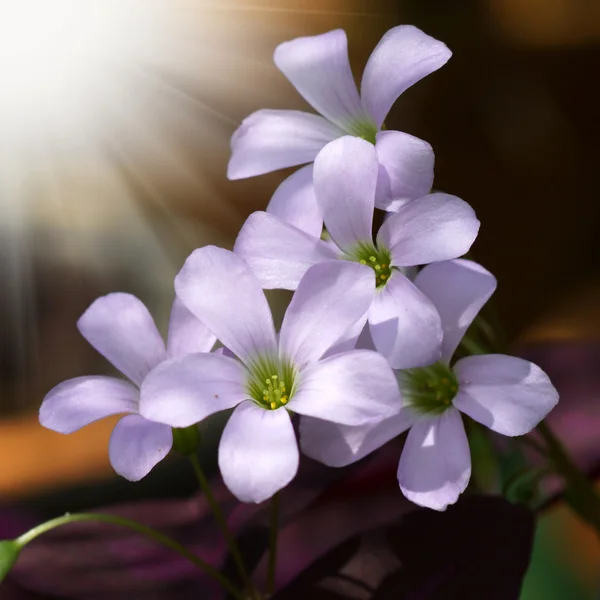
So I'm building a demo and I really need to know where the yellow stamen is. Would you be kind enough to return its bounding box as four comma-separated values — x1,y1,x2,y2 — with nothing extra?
270,401,277,410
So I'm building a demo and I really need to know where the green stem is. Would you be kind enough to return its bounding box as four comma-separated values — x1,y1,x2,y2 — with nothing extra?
189,454,255,596
16,512,244,600
537,421,600,533
267,492,280,596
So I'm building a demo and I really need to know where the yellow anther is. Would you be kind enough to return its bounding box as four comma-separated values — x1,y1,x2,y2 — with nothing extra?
359,259,367,265
263,395,269,401
451,385,458,393
281,396,288,405
369,256,377,263
271,374,278,380
375,265,381,270
265,378,271,385
441,378,450,384
380,274,388,280
381,264,387,268
270,401,277,409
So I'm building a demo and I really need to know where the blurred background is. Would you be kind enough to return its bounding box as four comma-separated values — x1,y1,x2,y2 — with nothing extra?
0,0,598,597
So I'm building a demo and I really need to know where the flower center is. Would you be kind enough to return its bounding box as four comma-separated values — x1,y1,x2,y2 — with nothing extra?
247,358,297,410
348,242,392,288
397,362,459,415
346,117,378,145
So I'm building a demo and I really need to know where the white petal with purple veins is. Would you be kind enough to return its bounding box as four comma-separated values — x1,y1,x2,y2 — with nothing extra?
375,130,435,210
361,25,452,128
228,109,341,179
40,376,138,434
300,408,415,467
290,350,401,426
274,29,367,131
368,272,442,369
139,353,247,428
377,193,479,267
415,260,497,363
218,401,299,503
453,354,559,436
279,261,374,366
77,293,166,387
267,164,323,237
314,136,379,253
397,408,471,511
234,212,337,291
109,414,173,481
167,296,216,359
175,246,278,363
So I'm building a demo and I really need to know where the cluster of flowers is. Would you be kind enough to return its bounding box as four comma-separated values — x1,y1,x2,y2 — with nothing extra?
40,25,558,511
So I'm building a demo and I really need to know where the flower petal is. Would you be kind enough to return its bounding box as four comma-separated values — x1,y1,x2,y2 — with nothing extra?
300,409,416,466
218,401,299,503
167,297,216,359
266,164,323,237
175,246,277,363
361,25,452,127
228,109,341,179
77,293,166,387
414,259,497,363
313,136,378,253
279,261,374,366
233,212,337,290
374,130,434,210
40,376,138,434
108,414,173,481
453,354,559,436
377,193,480,267
290,350,401,426
368,272,442,369
139,353,247,428
397,408,471,511
274,29,368,132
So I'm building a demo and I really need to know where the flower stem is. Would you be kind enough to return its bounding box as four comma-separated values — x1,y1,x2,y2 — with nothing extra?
267,492,280,596
16,512,244,600
188,454,255,596
537,421,600,534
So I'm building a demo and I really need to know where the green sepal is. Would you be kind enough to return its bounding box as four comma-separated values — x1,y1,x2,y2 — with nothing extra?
172,425,200,456
0,540,21,582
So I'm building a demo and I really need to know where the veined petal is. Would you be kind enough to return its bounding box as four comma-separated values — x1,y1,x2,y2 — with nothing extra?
415,260,497,363
368,272,442,369
109,414,173,481
374,130,434,210
274,29,368,132
139,353,247,428
175,246,277,363
218,401,299,503
279,261,374,366
267,164,323,237
77,293,166,387
453,354,559,437
300,409,416,467
289,350,401,426
167,297,216,359
228,109,341,179
40,376,138,434
314,136,378,253
361,25,452,127
397,408,471,511
233,212,337,290
377,193,480,267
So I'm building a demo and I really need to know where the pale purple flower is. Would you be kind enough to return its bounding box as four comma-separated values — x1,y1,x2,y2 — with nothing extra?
39,293,217,481
235,135,480,370
138,246,401,503
228,26,452,228
300,259,560,511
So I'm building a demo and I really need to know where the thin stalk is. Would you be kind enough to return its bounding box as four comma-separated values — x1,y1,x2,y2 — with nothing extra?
537,421,600,534
189,454,255,595
16,512,244,600
267,492,280,596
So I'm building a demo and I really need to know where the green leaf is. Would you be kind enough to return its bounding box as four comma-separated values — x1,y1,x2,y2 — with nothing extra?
0,540,21,581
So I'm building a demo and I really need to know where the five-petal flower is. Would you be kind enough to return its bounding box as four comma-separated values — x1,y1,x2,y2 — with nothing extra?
228,26,452,225
300,259,559,510
39,293,218,481
235,135,480,369
138,246,401,503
